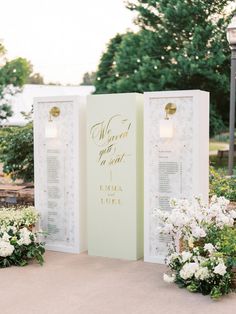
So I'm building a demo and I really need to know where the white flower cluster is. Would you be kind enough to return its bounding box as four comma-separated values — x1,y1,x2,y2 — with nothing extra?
17,227,33,246
165,249,227,285
0,240,14,257
0,207,41,259
0,206,39,228
154,196,235,241
0,225,36,258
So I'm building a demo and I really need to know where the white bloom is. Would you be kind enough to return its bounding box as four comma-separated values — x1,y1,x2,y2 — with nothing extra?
191,226,206,238
195,267,209,280
181,251,192,262
204,243,215,254
1,232,10,242
17,227,32,246
0,110,7,117
217,214,234,227
214,263,227,276
230,210,236,219
0,226,7,233
0,241,14,257
180,262,199,280
3,93,11,101
163,273,176,283
166,252,180,265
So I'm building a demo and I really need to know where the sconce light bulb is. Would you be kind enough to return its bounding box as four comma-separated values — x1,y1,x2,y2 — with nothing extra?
160,119,174,138
45,123,58,138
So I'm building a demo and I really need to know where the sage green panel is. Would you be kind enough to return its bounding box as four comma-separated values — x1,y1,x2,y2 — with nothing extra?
87,93,144,260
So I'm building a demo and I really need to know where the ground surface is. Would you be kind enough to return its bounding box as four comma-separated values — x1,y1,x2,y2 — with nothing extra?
1,251,236,314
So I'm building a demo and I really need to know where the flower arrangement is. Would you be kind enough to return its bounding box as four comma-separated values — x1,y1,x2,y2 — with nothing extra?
0,206,45,268
155,196,236,299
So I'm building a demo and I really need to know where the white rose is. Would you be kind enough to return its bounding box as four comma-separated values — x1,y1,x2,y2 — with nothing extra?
214,263,227,276
163,273,176,283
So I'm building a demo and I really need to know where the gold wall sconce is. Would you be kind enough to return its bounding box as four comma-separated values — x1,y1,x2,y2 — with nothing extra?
159,103,177,138
45,106,60,138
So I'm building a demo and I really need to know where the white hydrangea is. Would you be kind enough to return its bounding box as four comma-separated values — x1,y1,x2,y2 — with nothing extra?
181,251,192,262
163,273,176,283
17,227,33,246
191,226,206,238
0,241,14,257
214,263,227,276
195,267,209,280
180,262,199,280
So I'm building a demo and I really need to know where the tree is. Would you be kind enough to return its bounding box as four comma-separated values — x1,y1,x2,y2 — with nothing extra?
0,44,32,125
27,72,44,85
95,0,236,135
0,57,32,87
0,123,34,182
81,72,96,85
95,34,125,94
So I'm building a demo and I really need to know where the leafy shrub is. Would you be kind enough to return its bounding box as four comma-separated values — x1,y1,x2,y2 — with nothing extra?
0,123,33,182
210,106,226,137
210,166,236,201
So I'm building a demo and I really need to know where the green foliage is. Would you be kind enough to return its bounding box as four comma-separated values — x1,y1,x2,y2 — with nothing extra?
0,57,32,87
95,34,124,93
210,166,236,201
81,71,96,86
0,124,34,182
95,0,236,132
0,42,33,124
210,105,226,137
5,241,45,267
206,225,236,265
27,72,44,85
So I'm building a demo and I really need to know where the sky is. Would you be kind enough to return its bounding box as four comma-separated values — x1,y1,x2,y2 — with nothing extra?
0,0,136,85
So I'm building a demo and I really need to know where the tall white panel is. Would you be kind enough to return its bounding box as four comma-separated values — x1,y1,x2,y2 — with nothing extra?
34,96,87,253
144,90,209,263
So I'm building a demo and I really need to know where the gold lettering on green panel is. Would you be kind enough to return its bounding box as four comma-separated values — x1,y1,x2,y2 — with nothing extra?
90,114,132,206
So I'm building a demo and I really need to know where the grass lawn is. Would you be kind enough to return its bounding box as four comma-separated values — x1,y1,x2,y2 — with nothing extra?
209,141,228,153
